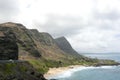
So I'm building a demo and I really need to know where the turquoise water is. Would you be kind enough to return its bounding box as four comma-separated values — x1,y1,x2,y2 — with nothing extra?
50,53,120,80
56,66,120,80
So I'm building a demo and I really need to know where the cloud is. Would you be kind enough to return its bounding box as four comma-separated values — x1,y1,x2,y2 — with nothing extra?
0,0,20,22
94,11,120,20
66,10,120,53
31,8,120,53
1,0,120,53
68,27,120,53
33,15,85,37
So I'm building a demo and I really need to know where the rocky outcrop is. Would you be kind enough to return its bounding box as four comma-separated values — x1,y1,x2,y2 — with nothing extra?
0,22,87,61
0,22,83,60
0,22,41,59
30,29,56,46
0,22,68,60
0,30,18,60
0,22,47,79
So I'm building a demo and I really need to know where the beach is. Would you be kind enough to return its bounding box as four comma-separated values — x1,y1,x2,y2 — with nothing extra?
44,65,84,79
44,65,119,80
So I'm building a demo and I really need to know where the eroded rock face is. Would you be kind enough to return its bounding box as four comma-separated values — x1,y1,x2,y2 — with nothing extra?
0,22,81,60
0,22,41,59
29,29,67,60
55,37,80,56
30,29,56,46
0,31,18,60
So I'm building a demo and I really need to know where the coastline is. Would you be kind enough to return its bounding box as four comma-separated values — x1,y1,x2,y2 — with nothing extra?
44,64,120,79
44,65,120,80
44,65,84,79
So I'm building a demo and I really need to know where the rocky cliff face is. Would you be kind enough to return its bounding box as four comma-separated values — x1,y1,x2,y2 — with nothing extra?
55,37,81,57
0,22,41,59
29,29,67,60
0,22,69,60
0,22,48,80
30,29,55,46
0,22,81,61
0,31,18,60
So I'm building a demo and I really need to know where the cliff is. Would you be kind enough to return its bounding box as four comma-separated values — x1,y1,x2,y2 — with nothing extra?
30,29,56,46
0,22,41,59
55,37,81,57
0,31,18,60
29,29,68,60
0,24,46,80
0,22,71,60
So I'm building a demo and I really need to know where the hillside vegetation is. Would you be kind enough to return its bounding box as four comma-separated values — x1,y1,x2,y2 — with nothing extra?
0,22,119,79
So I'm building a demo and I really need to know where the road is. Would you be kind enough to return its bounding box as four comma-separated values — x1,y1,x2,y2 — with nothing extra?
0,60,27,63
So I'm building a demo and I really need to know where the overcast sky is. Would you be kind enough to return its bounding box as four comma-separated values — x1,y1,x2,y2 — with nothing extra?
0,0,120,53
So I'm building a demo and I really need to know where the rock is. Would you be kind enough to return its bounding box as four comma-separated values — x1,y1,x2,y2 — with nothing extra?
29,29,67,60
0,22,41,59
0,22,83,60
55,37,81,56
30,29,56,46
0,31,18,60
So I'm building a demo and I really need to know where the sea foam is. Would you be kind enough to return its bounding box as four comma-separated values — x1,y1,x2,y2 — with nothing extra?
48,65,118,80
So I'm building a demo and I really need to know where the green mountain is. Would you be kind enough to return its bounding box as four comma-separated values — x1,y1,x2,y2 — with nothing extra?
0,22,118,80
0,22,73,61
29,29,68,60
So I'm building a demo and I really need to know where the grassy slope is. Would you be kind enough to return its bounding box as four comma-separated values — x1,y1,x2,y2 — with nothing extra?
28,57,118,74
0,62,46,80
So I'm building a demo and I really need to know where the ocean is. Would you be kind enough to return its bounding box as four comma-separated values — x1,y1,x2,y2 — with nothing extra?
49,53,120,80
83,53,120,62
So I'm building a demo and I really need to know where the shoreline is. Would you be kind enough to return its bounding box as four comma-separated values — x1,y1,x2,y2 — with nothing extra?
44,64,120,79
44,65,85,79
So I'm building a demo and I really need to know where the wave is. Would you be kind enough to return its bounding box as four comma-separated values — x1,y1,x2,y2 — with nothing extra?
99,66,117,69
48,65,119,80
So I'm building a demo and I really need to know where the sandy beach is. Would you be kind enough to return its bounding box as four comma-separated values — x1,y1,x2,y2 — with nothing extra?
44,65,84,79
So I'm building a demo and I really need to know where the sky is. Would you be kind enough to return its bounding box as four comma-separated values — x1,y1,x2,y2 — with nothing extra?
0,0,120,53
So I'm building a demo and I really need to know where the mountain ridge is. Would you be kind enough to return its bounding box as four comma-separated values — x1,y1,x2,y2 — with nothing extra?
0,22,118,80
0,22,83,61
55,36,81,57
